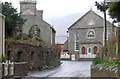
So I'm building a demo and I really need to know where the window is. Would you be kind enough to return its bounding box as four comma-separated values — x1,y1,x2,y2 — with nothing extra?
31,52,34,60
75,32,79,51
17,51,22,62
87,47,92,54
29,25,41,38
87,29,95,39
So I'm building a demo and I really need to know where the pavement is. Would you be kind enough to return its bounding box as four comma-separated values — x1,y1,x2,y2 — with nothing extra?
22,60,92,78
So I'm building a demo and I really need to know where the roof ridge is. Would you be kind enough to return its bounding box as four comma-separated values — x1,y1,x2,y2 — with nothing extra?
68,10,94,29
68,10,113,29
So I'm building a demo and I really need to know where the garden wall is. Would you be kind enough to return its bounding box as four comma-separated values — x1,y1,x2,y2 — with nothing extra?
5,41,60,70
14,62,28,78
91,65,119,78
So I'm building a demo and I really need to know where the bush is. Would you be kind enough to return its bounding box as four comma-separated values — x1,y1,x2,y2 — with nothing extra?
0,54,6,63
93,57,120,68
92,57,104,65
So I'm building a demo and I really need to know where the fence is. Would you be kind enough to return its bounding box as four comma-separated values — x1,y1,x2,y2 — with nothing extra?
91,65,119,77
61,54,96,60
79,54,96,58
2,60,28,78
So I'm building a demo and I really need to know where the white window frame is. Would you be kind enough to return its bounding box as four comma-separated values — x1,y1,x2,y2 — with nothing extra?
74,32,79,51
87,47,92,54
87,29,95,39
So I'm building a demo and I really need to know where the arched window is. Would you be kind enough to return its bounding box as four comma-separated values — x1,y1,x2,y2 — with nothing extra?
87,29,95,39
87,47,92,54
94,46,97,54
29,25,41,38
75,31,79,51
82,47,85,54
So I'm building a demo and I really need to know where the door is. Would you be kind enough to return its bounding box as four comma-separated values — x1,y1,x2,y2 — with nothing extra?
94,46,97,54
82,47,85,54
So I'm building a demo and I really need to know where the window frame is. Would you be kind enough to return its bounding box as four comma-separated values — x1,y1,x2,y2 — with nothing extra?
87,29,95,39
87,47,92,54
74,31,79,51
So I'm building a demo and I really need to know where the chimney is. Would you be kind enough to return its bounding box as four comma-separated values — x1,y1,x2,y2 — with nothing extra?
20,0,37,15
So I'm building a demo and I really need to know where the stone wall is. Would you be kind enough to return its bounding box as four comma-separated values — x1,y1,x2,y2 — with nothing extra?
14,62,28,77
91,65,119,78
1,62,28,78
5,40,60,70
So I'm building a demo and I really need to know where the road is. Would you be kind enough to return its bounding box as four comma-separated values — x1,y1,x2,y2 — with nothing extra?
22,61,92,78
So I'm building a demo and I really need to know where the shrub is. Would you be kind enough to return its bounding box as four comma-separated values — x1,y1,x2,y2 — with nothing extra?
92,57,104,65
0,54,6,63
93,57,120,68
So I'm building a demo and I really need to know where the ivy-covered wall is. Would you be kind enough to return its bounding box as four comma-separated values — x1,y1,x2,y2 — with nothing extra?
5,38,60,70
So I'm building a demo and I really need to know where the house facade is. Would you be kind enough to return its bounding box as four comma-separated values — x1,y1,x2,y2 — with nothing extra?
20,0,56,46
68,10,115,60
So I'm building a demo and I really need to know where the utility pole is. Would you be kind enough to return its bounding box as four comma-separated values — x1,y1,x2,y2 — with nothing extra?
104,0,107,57
95,0,108,59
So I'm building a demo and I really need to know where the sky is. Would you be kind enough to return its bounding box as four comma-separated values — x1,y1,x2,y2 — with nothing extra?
1,0,105,43
1,0,103,18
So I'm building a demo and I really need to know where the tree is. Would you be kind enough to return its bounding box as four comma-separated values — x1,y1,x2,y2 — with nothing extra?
107,36,118,61
2,2,25,37
108,2,120,22
107,2,120,61
95,1,120,22
95,1,120,61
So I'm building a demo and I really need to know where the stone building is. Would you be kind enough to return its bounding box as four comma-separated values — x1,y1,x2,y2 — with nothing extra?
68,10,115,60
20,0,56,46
5,39,60,70
5,21,60,70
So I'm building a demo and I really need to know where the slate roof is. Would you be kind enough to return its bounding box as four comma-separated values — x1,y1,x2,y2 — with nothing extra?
68,10,114,30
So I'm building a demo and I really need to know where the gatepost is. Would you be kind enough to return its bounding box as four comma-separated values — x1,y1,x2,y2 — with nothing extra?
3,60,14,78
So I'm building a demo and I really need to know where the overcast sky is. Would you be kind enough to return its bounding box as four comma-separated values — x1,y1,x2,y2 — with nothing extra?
1,0,103,18
1,0,104,43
